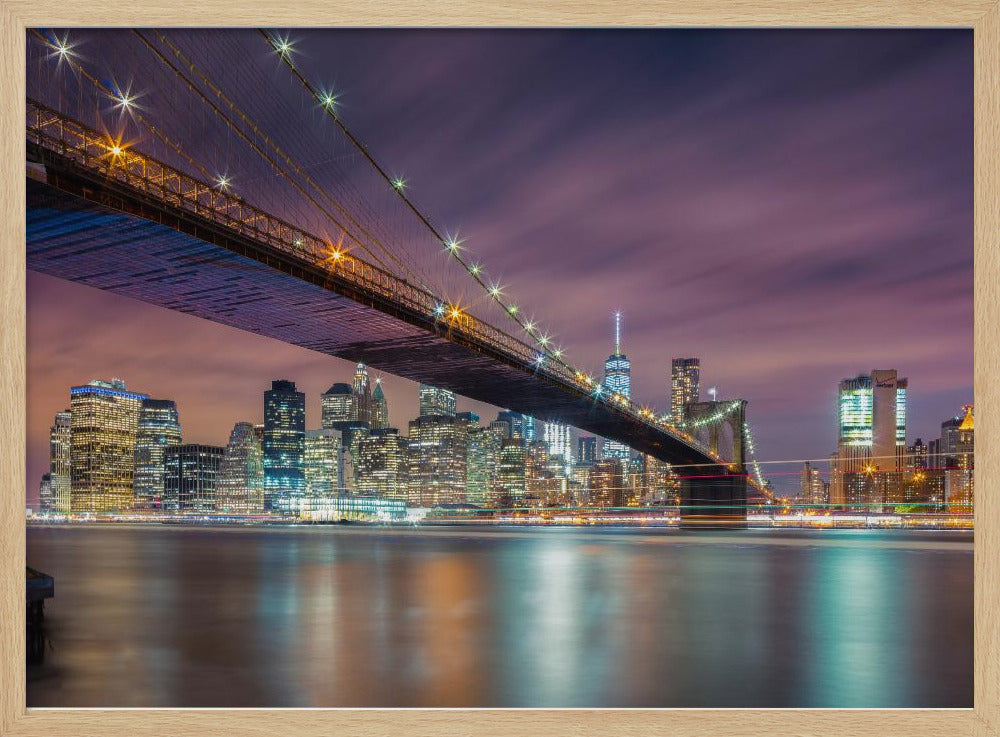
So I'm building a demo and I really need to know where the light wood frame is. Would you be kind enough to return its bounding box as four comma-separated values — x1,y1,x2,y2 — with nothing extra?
1,2,996,735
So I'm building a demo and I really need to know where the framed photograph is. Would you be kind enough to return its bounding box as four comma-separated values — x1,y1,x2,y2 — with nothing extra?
2,1,997,735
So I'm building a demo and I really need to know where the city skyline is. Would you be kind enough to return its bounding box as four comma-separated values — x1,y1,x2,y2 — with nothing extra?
31,359,972,510
26,29,972,504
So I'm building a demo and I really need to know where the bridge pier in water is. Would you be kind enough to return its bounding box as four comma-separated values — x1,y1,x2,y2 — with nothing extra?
679,471,748,527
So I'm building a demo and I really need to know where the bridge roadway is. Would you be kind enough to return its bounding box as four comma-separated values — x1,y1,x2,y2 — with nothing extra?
25,101,747,520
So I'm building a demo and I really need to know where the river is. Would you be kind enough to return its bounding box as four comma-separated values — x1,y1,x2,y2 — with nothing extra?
26,524,973,708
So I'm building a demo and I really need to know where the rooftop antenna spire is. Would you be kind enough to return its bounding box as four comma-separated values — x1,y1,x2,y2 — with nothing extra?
614,311,622,355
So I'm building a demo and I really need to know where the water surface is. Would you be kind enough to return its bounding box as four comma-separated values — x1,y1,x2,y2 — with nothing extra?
26,524,973,708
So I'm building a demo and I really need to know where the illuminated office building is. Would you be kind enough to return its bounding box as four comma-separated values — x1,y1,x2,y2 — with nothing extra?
304,428,341,501
48,410,72,514
466,427,493,506
357,428,408,500
603,312,631,461
216,421,265,514
263,380,306,512
322,383,357,428
353,363,372,426
419,384,456,418
133,398,182,510
70,379,148,514
496,410,535,441
543,422,573,476
495,438,526,507
800,462,827,506
670,358,700,424
577,436,598,467
590,458,625,508
830,369,907,509
371,380,389,430
38,474,53,513
164,444,224,513
947,405,974,512
407,414,468,506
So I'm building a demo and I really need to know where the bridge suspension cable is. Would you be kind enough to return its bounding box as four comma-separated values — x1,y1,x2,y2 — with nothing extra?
133,29,438,296
259,30,584,380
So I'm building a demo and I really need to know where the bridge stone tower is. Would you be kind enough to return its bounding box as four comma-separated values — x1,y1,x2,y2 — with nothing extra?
680,400,748,526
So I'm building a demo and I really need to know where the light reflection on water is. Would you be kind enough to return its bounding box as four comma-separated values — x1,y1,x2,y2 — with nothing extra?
26,525,972,708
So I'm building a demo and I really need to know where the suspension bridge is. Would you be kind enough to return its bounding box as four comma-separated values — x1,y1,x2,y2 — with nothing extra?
25,29,770,521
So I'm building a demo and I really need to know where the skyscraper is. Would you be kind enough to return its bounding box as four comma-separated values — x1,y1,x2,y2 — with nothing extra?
543,422,573,476
496,438,526,507
371,379,389,430
133,398,182,510
70,379,148,513
357,428,408,500
216,421,265,514
164,444,224,513
603,311,631,461
321,383,358,428
353,363,372,426
577,436,598,466
671,358,700,423
496,410,527,440
407,414,468,506
48,410,71,514
948,405,974,512
263,380,306,512
419,384,456,417
590,458,625,508
830,369,907,509
38,474,53,513
304,428,342,501
800,461,826,506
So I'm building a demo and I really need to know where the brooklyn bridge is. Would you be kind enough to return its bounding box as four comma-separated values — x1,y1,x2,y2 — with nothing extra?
25,29,770,521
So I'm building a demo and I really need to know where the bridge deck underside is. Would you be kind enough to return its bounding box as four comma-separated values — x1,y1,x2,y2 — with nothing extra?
27,176,728,472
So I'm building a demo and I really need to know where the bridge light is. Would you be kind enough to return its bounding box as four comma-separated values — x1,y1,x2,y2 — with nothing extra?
110,144,122,156
274,36,294,56
553,348,563,358
434,303,446,317
215,174,231,191
469,263,482,276
319,91,338,110
117,92,135,112
508,304,518,315
538,335,550,346
488,283,503,298
524,320,535,332
52,34,76,62
449,306,462,320
392,177,407,191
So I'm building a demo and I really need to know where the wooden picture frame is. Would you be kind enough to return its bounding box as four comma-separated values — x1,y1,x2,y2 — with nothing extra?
2,2,997,735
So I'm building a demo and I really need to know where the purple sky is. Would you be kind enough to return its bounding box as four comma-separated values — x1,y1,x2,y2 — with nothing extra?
26,30,973,503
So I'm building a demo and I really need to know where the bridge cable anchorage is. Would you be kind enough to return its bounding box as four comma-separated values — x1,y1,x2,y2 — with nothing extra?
257,29,586,379
140,30,437,298
128,30,432,291
30,29,220,186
